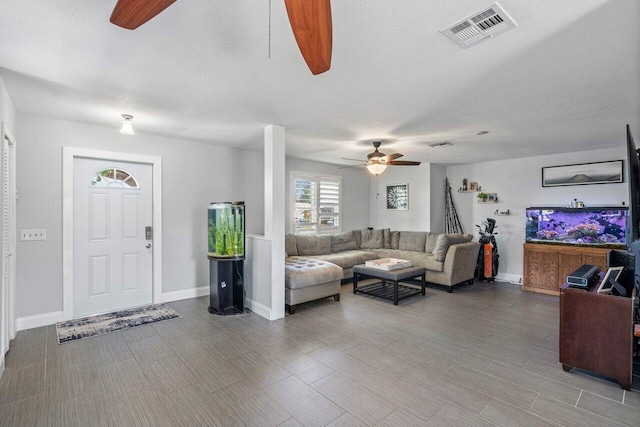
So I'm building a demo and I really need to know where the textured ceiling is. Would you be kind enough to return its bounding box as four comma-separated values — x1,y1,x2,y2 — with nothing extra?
0,0,638,165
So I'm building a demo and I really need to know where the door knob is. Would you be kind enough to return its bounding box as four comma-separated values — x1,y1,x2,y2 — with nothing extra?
146,243,152,249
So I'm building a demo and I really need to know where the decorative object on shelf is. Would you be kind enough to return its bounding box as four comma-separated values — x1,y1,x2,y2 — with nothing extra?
542,160,623,187
470,181,478,191
494,209,511,216
387,183,408,210
462,178,468,192
478,192,498,203
487,193,497,202
445,178,464,233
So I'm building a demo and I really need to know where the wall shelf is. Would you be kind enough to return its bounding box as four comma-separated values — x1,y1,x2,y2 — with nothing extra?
478,200,498,204
457,190,478,193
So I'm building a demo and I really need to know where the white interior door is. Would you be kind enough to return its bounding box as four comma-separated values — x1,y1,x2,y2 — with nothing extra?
73,158,153,317
1,123,16,358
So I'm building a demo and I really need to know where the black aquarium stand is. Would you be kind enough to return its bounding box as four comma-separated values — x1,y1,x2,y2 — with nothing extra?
208,257,244,315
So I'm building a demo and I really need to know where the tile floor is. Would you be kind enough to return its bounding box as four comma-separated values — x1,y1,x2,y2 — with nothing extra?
0,281,639,426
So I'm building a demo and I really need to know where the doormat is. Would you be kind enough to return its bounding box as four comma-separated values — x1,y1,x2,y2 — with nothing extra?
56,304,180,344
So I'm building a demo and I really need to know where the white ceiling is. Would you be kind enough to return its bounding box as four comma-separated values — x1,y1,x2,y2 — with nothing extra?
0,0,638,165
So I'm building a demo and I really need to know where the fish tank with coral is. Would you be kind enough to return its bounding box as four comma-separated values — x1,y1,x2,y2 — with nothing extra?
526,207,627,248
208,202,245,259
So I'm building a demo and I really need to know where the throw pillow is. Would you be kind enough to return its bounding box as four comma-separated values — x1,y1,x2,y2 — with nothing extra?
432,233,469,261
285,234,298,257
331,231,357,253
425,232,439,253
390,231,400,249
398,231,427,252
296,235,332,256
382,228,391,248
352,230,362,248
360,229,384,249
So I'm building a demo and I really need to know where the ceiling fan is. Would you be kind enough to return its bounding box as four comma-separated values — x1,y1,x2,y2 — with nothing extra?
343,141,421,176
109,0,332,75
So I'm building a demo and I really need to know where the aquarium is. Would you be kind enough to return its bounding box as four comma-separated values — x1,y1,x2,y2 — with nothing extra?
526,207,627,247
208,202,245,259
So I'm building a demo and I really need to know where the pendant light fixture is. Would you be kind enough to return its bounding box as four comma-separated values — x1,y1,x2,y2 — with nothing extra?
120,114,134,135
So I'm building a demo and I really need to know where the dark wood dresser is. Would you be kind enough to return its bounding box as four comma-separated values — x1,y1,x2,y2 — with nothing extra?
559,281,635,390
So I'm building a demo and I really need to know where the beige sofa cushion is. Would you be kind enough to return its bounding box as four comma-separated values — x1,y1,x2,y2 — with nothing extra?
361,229,384,249
425,233,439,253
432,233,474,261
285,234,298,256
398,231,427,252
390,231,400,249
331,231,357,253
307,250,379,269
296,235,331,256
370,249,444,272
382,228,391,249
353,229,362,248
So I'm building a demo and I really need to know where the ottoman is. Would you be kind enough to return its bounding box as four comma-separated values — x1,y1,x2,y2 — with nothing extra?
285,258,343,314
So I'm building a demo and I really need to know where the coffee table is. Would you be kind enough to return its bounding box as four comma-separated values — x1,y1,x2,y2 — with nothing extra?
353,264,426,305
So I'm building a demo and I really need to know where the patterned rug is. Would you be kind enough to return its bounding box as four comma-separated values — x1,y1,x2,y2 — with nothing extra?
56,304,180,344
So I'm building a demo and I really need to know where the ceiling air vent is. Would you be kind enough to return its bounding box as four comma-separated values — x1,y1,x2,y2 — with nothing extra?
429,141,453,148
440,2,517,48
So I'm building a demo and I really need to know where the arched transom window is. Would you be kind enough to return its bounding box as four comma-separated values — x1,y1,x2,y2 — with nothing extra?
90,168,139,188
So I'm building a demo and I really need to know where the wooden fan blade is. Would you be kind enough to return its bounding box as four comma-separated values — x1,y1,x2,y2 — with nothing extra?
110,0,177,30
383,153,403,163
284,0,332,75
388,161,421,166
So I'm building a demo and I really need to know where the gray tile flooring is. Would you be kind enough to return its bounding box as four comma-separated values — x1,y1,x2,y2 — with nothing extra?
1,281,639,426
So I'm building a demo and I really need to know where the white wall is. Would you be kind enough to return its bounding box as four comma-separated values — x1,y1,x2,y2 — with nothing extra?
16,114,265,318
235,150,264,235
285,158,370,233
429,164,447,233
370,164,432,231
447,147,627,282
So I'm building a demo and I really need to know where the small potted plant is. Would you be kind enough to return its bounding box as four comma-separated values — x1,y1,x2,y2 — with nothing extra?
477,192,487,202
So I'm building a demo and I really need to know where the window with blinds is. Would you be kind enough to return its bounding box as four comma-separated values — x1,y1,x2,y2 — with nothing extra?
292,172,341,234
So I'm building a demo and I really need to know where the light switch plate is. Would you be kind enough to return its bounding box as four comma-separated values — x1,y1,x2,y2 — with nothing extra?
20,229,46,241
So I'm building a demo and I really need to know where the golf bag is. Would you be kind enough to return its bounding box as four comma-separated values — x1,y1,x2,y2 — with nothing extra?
475,218,499,282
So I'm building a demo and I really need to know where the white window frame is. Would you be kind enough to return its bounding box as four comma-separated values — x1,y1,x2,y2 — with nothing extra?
290,171,342,235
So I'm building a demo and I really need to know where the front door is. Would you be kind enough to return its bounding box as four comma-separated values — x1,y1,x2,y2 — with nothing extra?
73,158,153,317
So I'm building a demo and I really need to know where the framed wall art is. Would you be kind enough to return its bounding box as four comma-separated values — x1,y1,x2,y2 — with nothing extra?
386,184,408,210
542,160,623,187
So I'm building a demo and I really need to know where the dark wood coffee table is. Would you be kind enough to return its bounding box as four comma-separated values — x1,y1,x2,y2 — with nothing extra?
353,264,426,305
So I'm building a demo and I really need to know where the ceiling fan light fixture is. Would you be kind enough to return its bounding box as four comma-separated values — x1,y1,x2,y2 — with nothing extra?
367,163,387,176
120,114,134,135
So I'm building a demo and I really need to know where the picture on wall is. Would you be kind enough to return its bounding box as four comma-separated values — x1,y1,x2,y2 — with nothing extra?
542,160,623,187
387,184,408,210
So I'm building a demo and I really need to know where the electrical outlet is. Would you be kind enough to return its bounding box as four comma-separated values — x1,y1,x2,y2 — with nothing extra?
20,229,46,241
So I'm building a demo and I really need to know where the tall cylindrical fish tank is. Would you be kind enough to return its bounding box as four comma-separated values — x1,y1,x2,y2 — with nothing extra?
208,202,245,315
208,202,245,259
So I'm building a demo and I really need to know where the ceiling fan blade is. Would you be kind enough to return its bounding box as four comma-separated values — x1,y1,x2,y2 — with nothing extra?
341,157,365,162
284,0,332,75
383,153,403,163
339,164,364,169
388,161,421,166
110,0,177,30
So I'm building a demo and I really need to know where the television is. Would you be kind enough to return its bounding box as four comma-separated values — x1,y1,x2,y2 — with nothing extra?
624,124,640,294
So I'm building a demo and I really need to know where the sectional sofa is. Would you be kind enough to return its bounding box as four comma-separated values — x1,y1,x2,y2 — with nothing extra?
284,229,480,313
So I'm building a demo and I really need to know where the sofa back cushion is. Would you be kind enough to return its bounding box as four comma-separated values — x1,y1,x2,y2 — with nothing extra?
432,233,474,261
382,228,391,249
398,231,427,252
331,231,357,253
285,234,298,256
296,235,332,256
425,232,439,253
390,231,400,249
352,230,362,248
360,229,384,249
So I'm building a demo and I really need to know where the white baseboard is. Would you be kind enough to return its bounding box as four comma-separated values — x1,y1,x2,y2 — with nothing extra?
495,273,522,285
245,298,271,320
160,286,209,303
16,311,64,331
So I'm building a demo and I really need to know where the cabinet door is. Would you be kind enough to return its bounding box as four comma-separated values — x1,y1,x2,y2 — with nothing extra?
583,253,607,273
559,253,583,289
524,249,559,293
